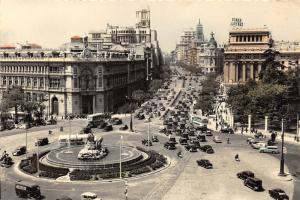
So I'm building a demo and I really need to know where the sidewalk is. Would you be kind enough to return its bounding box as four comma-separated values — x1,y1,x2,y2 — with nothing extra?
235,127,300,146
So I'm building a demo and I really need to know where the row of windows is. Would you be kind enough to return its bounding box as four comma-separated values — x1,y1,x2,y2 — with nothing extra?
25,92,44,102
1,76,45,87
0,65,62,73
234,35,263,42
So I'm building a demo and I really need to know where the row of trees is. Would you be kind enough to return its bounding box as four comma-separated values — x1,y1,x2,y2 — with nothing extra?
0,86,46,124
227,49,300,129
194,73,220,115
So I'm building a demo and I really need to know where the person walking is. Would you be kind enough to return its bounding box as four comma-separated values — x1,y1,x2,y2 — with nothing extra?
227,138,230,144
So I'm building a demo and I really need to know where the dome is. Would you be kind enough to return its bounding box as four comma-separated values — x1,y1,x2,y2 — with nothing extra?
208,32,217,47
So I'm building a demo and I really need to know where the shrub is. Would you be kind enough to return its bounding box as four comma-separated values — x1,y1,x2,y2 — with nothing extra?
130,166,151,175
22,165,37,174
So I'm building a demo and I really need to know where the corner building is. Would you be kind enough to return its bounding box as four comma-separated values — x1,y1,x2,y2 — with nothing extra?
224,27,271,85
0,49,147,116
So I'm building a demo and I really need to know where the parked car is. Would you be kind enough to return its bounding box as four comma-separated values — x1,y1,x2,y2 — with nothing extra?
200,145,212,152
80,127,92,134
15,180,41,199
185,144,197,152
97,122,108,129
206,148,214,154
244,177,263,191
103,124,113,132
179,137,188,145
251,142,266,149
237,171,255,180
142,139,152,146
110,118,122,125
205,130,213,136
213,136,222,143
46,119,57,125
259,146,279,154
269,188,289,200
81,192,102,200
12,146,27,156
35,137,49,146
196,159,213,169
197,135,207,142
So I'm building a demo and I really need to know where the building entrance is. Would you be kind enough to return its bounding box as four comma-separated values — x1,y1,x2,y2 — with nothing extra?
82,95,93,114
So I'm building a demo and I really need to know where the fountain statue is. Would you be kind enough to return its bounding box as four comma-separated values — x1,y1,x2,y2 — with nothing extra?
77,133,108,160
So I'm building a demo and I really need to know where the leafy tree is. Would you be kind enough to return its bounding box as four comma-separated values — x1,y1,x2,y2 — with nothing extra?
132,89,146,106
22,101,36,123
0,99,9,123
3,86,25,123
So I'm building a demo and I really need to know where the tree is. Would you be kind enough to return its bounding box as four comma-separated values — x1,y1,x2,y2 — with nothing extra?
22,101,36,124
132,89,146,106
0,100,9,123
3,86,25,123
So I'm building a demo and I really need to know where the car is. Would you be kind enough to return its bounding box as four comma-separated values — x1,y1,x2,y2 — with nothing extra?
151,135,159,142
251,142,266,149
259,146,279,154
206,148,214,154
137,114,145,120
269,188,289,200
255,132,264,138
196,159,213,169
97,122,108,129
267,139,277,146
244,177,263,191
119,124,128,130
110,118,122,125
81,192,102,200
12,146,27,156
200,145,212,152
164,142,176,150
179,137,188,145
103,124,113,132
160,107,165,111
220,127,229,133
197,135,207,142
213,136,222,143
46,119,57,125
15,180,41,199
205,130,213,136
237,171,255,180
35,137,49,146
80,127,92,134
188,145,197,152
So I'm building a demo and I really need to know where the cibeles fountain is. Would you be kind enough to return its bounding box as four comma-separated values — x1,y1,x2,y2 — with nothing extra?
77,133,108,160
25,131,168,181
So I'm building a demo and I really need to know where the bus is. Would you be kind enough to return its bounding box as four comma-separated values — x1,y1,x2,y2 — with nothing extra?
58,134,90,147
87,113,111,128
189,114,208,129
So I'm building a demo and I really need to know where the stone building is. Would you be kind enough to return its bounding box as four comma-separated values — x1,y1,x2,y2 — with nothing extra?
223,27,271,85
0,40,147,117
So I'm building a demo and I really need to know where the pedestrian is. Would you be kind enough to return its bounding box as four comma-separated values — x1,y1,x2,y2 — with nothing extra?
295,136,297,141
241,127,244,134
227,138,230,144
245,127,248,133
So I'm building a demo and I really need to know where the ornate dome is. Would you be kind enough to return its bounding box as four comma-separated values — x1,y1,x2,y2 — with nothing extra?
208,32,217,47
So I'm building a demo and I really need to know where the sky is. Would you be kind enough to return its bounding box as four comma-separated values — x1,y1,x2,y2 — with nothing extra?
0,0,300,53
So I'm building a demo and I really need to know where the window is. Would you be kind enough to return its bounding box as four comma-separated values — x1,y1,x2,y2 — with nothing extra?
14,77,18,85
33,78,37,87
98,66,103,87
74,78,78,88
73,67,77,75
8,77,12,85
49,66,59,73
3,77,6,85
49,78,60,89
27,78,31,86
39,78,44,88
21,77,24,86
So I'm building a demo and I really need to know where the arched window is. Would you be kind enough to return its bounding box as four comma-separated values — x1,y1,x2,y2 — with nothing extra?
51,96,59,115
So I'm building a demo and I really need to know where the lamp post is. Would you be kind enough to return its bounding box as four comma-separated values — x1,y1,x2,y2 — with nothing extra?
126,96,133,132
120,135,123,179
147,117,150,151
279,118,286,176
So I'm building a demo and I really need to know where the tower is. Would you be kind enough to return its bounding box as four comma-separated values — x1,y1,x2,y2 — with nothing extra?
196,19,204,43
136,9,150,28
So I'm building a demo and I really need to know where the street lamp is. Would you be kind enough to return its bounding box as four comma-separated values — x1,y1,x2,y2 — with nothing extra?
120,135,123,179
279,118,286,176
125,96,133,132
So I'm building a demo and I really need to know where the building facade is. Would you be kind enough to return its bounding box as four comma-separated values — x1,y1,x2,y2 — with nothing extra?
0,43,147,117
223,27,271,85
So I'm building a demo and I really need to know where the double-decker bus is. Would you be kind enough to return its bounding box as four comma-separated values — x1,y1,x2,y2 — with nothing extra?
189,114,208,129
87,113,111,128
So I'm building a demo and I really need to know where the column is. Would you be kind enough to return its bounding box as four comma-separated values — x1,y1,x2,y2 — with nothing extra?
242,63,246,82
224,63,229,83
229,62,236,83
248,114,251,133
258,62,262,74
235,63,239,82
265,116,268,134
250,63,254,79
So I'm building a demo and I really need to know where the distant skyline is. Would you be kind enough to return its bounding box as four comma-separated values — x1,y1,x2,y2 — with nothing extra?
1,0,300,53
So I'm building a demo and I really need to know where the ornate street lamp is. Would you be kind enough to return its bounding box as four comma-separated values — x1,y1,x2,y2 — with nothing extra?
279,118,286,176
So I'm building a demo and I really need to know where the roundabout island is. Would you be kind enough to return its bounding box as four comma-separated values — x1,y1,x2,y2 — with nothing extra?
18,132,168,181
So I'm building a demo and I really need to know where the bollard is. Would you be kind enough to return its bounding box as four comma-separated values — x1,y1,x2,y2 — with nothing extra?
60,126,63,132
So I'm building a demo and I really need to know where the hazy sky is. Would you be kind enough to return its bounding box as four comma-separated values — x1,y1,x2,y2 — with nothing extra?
1,0,300,53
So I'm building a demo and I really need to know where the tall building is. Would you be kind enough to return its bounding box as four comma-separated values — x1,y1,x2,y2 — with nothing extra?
196,19,204,44
0,37,148,117
223,26,271,85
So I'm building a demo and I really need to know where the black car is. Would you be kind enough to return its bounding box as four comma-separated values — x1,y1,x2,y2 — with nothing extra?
35,137,49,146
205,130,213,136
200,145,212,152
97,122,108,129
164,142,176,150
103,124,113,132
206,148,214,154
179,137,188,145
244,177,263,191
269,188,289,200
80,127,92,134
110,118,122,125
197,135,207,142
138,114,145,120
15,180,41,199
237,171,255,180
196,159,213,169
12,146,27,156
